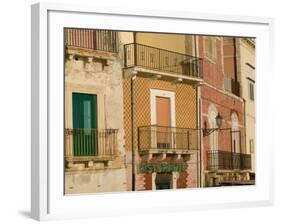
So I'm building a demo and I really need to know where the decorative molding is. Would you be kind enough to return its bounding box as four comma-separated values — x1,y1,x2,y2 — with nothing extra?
150,89,176,127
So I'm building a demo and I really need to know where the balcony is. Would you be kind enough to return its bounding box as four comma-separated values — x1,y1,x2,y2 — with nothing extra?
207,150,251,171
124,43,203,83
65,28,119,53
138,125,199,158
65,128,118,163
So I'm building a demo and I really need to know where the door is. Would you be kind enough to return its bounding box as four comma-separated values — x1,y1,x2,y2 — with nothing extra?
155,173,172,190
72,93,97,156
156,96,171,149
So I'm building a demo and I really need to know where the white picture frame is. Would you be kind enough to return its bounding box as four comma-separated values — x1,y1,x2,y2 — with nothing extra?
31,2,274,221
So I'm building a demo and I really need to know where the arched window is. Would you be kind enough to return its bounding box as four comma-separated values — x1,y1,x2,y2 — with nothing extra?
208,105,218,151
231,113,240,153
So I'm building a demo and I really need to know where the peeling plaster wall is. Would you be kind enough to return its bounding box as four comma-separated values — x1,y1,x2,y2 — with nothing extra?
64,44,128,193
65,168,127,194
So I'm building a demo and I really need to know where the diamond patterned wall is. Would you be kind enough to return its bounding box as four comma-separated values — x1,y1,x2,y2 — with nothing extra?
123,77,197,152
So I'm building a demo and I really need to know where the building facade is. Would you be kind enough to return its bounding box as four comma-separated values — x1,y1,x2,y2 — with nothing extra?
237,38,256,177
64,29,128,194
123,32,202,190
199,36,253,187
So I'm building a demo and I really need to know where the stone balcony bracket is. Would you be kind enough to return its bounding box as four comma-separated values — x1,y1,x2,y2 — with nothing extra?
182,154,192,162
172,154,182,161
156,153,167,162
141,153,153,162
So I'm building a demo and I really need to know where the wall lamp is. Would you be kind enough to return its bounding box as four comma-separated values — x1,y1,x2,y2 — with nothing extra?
203,113,223,137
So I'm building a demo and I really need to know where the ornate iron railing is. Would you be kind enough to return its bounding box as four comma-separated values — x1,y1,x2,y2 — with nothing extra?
65,128,118,157
65,28,119,53
124,43,203,78
207,150,251,170
138,125,199,151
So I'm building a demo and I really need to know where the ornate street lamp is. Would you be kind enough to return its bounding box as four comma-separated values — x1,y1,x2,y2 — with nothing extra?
203,113,223,137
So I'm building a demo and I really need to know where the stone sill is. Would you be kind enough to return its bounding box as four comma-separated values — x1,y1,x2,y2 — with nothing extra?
65,155,116,162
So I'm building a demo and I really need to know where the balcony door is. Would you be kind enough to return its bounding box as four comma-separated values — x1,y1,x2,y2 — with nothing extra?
72,93,97,156
208,105,219,169
231,113,240,153
156,96,172,148
150,89,175,149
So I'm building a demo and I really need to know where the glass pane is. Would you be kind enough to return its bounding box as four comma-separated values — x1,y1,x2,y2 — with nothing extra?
83,100,92,130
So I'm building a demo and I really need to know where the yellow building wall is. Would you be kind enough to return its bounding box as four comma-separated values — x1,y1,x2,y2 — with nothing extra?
136,32,194,55
238,38,256,172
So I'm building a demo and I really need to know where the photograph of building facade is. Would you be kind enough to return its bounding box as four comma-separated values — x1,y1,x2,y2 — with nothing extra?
63,28,255,194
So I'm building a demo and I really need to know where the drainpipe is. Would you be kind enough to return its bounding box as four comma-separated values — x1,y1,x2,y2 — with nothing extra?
197,85,203,188
196,85,200,187
233,37,238,83
131,32,137,192
131,71,137,191
243,98,247,154
195,35,202,187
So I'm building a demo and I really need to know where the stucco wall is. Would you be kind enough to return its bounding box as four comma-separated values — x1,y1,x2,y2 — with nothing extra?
64,39,128,193
65,168,127,194
238,38,256,172
136,32,194,55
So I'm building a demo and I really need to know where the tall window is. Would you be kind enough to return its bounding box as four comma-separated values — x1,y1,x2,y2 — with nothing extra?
208,105,218,151
249,139,254,153
205,37,216,61
208,105,218,170
231,113,240,153
249,81,255,101
246,63,255,101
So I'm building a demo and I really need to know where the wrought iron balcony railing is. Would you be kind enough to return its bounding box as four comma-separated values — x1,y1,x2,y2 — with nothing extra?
138,125,199,152
65,28,119,53
65,128,118,158
207,150,251,171
124,43,203,78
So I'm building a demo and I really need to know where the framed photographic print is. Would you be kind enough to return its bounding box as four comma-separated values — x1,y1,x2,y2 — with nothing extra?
31,2,274,221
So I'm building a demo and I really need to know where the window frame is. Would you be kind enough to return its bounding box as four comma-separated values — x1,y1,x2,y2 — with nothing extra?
249,80,255,101
204,36,217,62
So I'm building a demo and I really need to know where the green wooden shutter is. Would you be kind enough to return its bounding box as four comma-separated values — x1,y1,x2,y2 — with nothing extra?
72,93,97,156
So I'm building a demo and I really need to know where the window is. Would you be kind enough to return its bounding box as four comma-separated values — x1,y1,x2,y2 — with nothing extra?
72,93,98,156
249,139,254,153
205,36,216,61
208,105,218,151
249,81,255,101
223,37,236,78
231,113,240,153
246,63,255,101
224,76,232,92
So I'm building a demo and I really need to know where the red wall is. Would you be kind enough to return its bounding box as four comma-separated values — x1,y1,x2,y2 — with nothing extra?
198,36,244,170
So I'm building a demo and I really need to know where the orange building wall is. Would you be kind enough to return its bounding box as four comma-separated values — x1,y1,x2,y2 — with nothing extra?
123,77,197,152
